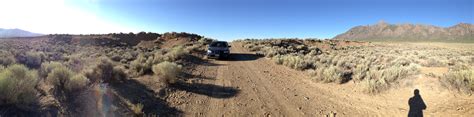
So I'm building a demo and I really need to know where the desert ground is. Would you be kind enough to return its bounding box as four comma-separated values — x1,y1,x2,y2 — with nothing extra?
165,42,474,116
0,34,473,116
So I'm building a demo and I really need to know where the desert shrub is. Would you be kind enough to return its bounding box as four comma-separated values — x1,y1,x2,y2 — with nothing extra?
389,57,410,66
152,50,166,64
86,58,126,83
39,61,64,78
186,43,203,52
362,78,387,94
449,63,470,72
423,58,445,67
272,55,284,65
47,65,75,91
112,66,128,81
0,55,16,67
130,54,153,77
362,64,419,94
110,55,122,62
199,37,214,45
164,45,188,61
122,51,134,61
131,103,144,116
21,51,44,68
314,66,352,84
313,66,345,83
384,64,419,82
0,64,39,109
65,55,86,72
65,74,89,92
276,55,311,70
152,61,182,84
251,45,264,52
442,69,474,93
353,63,369,81
264,48,278,58
307,69,317,77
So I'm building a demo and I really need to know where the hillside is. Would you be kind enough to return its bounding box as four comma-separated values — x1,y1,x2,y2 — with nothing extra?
0,28,42,38
333,21,474,42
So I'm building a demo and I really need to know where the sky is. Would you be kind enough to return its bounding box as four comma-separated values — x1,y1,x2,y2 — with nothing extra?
0,0,472,40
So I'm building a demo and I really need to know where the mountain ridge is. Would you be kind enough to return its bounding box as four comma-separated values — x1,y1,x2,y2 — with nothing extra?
0,28,43,38
333,21,474,42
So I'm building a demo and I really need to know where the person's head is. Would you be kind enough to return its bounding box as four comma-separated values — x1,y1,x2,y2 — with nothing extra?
414,89,420,96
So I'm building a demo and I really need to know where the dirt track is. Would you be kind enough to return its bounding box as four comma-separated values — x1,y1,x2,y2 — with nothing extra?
166,42,474,116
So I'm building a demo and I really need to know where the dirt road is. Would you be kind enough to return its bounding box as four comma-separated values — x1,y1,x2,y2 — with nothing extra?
166,42,474,116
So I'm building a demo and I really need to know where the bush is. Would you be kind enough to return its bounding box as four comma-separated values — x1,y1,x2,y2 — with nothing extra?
22,51,44,68
39,61,64,78
362,78,386,94
381,64,419,82
362,64,419,94
313,65,344,83
65,74,89,92
164,45,188,61
47,65,75,91
442,69,474,93
131,103,144,116
65,55,86,72
152,61,182,84
113,66,128,82
44,61,90,95
0,64,39,109
272,55,284,65
0,55,16,67
86,58,126,83
423,58,445,67
273,55,311,70
353,63,369,81
110,55,122,62
130,54,153,77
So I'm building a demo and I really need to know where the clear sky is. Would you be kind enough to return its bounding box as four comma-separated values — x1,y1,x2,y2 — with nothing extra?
0,0,472,40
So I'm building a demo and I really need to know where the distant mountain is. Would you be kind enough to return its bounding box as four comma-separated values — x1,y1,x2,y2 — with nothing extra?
333,21,474,42
0,28,43,38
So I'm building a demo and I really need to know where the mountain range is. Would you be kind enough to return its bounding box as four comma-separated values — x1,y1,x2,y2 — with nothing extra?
0,28,43,38
333,21,473,42
2,22,473,42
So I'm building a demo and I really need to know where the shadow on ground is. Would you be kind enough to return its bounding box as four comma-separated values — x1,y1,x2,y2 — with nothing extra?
111,80,182,116
0,105,43,117
181,72,215,81
221,53,261,61
408,89,427,117
170,82,240,98
184,54,221,66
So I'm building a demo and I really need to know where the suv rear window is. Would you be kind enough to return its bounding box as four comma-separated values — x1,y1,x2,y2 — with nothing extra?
210,42,228,47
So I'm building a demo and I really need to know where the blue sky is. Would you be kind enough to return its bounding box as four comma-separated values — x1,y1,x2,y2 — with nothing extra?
1,0,472,40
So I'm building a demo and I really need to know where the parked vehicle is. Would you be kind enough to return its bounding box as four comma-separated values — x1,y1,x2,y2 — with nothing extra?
207,41,231,59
